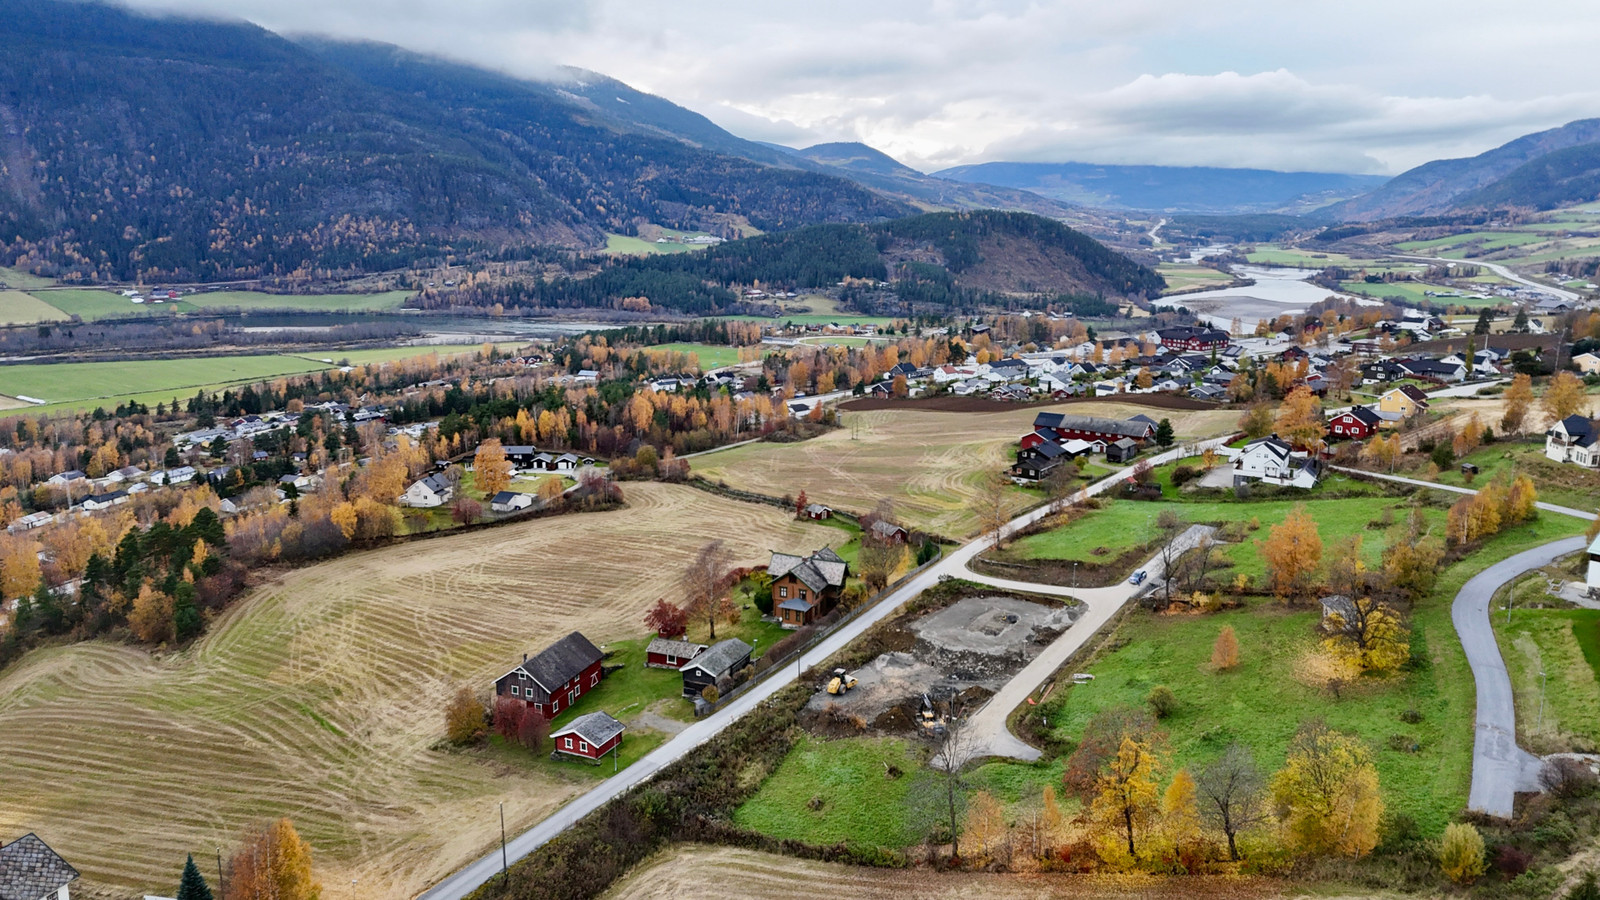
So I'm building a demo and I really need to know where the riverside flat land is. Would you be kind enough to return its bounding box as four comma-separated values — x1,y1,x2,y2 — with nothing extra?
691,402,1238,538
0,483,840,899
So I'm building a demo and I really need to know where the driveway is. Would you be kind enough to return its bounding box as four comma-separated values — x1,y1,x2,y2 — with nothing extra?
1455,536,1587,816
952,525,1217,763
1329,466,1598,521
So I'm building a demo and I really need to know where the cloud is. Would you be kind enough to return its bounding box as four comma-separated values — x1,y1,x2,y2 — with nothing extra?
115,0,1600,175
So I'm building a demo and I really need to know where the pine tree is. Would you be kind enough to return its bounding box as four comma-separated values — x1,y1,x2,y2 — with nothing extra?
1155,418,1175,448
176,854,214,900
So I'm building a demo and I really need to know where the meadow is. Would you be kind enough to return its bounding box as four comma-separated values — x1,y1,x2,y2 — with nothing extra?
0,290,70,324
0,483,842,898
644,342,743,369
690,402,1238,538
1156,264,1236,292
3,287,413,322
1494,606,1600,752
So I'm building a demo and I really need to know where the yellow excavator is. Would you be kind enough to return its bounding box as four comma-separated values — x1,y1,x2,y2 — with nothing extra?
826,668,859,695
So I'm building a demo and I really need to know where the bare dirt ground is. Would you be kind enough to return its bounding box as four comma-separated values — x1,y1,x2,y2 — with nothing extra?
693,403,1238,538
604,844,1315,900
0,483,840,900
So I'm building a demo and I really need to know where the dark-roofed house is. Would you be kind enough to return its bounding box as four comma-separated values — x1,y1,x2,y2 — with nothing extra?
769,547,850,627
681,638,753,698
646,637,707,670
1545,415,1600,468
495,631,606,720
1232,436,1322,489
1012,439,1066,481
400,473,454,508
0,833,79,900
550,711,625,762
79,490,128,512
1106,437,1140,464
1032,412,1155,444
1327,405,1382,440
1157,326,1229,352
490,491,534,513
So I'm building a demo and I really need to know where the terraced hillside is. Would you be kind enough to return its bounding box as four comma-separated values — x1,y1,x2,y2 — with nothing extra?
0,483,839,898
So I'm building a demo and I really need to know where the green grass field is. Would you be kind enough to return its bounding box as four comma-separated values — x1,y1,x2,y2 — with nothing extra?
1244,246,1360,267
32,288,184,320
604,229,719,255
0,266,56,290
1495,605,1600,752
0,356,326,410
645,343,742,369
717,313,893,327
0,291,69,324
1407,442,1600,515
1339,281,1501,308
734,735,927,849
1157,264,1235,292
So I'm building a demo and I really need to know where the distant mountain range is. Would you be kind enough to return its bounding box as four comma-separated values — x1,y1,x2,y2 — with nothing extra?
933,162,1389,215
1321,118,1600,221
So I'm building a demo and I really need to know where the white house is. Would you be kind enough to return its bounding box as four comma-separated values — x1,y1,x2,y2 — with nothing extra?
1232,436,1322,489
80,490,129,512
158,466,197,485
1545,415,1599,468
400,473,454,508
45,470,86,486
490,491,534,513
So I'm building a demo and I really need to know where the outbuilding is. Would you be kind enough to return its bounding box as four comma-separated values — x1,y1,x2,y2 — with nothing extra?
681,638,752,698
645,637,707,670
550,711,626,763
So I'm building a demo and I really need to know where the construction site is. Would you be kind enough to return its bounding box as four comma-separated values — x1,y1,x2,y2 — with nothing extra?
801,589,1081,737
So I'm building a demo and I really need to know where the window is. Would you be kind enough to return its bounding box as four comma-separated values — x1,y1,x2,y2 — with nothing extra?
510,685,519,696
590,673,599,687
564,737,573,749
799,589,808,601
665,655,676,665
578,741,589,752
569,688,578,704
779,586,788,598
534,703,543,713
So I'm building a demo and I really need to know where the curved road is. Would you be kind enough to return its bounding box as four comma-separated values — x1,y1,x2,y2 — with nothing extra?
1398,254,1582,304
418,438,1233,899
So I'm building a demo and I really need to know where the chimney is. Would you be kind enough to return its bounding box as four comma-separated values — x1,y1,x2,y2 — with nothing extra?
522,652,527,662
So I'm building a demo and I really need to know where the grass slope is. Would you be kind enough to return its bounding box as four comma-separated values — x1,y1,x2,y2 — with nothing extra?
733,735,925,849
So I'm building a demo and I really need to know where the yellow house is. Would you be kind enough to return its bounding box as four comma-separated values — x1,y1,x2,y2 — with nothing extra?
1573,352,1600,375
1377,384,1430,419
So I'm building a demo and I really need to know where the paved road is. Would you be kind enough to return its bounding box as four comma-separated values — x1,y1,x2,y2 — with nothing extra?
1455,536,1588,816
1425,377,1506,399
418,436,1233,899
954,524,1216,762
1398,254,1583,304
1330,466,1598,521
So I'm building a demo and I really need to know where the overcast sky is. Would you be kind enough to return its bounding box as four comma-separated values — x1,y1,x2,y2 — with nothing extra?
125,0,1600,175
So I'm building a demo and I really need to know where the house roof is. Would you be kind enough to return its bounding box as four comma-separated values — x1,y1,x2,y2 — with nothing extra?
1029,441,1067,459
803,503,832,515
1319,595,1357,621
1337,406,1383,426
490,491,523,504
1242,436,1293,460
1110,437,1138,449
0,833,79,900
646,637,706,659
684,638,752,677
777,597,813,612
1554,415,1598,447
1033,413,1153,439
85,490,127,504
870,520,909,539
550,711,625,747
1394,384,1430,404
415,473,451,494
515,632,604,692
769,547,848,594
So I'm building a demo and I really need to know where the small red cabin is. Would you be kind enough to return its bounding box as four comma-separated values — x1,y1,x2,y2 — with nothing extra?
550,711,625,762
1326,405,1382,441
645,637,707,670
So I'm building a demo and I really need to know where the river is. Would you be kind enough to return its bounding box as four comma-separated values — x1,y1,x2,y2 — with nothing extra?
1155,263,1364,328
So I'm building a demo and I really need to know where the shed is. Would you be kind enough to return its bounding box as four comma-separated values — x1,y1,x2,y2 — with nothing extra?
550,711,626,762
645,637,707,670
681,638,753,698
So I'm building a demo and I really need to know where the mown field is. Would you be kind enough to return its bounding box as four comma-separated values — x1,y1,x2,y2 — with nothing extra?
644,343,743,369
0,483,842,899
0,290,70,324
1157,264,1236,292
1495,605,1600,753
4,287,413,322
605,845,1290,900
690,403,1238,538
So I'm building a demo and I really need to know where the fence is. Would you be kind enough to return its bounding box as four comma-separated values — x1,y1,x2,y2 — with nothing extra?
693,543,946,716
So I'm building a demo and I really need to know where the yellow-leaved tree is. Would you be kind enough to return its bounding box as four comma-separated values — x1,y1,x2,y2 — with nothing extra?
1090,735,1162,866
1159,767,1204,862
1271,721,1382,857
473,438,513,497
963,789,1007,861
1439,821,1487,884
1211,625,1240,671
1323,596,1411,672
1500,373,1534,434
1258,504,1323,603
1274,386,1324,450
1542,370,1589,424
227,817,322,900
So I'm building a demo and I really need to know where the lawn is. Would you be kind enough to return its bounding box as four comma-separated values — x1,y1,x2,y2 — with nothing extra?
645,342,743,369
0,355,327,411
1494,606,1600,752
734,735,927,849
0,290,70,324
1244,247,1358,267
1338,281,1499,308
559,636,697,725
1157,264,1235,292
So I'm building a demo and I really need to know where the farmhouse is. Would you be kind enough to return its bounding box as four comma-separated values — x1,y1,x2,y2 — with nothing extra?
1031,412,1155,444
1157,326,1230,352
1398,358,1467,384
1545,415,1599,468
400,473,454,508
495,631,605,720
1012,439,1066,481
680,638,753,698
1327,405,1382,440
869,520,910,544
769,547,850,627
490,491,534,513
1377,384,1430,419
0,832,79,900
1231,436,1322,489
645,637,707,670
550,711,625,762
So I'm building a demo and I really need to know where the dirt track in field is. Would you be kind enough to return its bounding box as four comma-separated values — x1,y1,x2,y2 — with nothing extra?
0,484,840,900
604,845,1324,900
692,403,1239,538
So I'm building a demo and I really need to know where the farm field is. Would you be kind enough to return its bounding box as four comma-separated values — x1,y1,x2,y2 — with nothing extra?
604,845,1291,900
644,342,743,369
690,402,1239,538
1337,281,1500,308
1035,510,1586,836
31,288,187,320
1243,246,1364,267
734,736,926,848
0,355,328,412
0,290,69,324
185,289,413,312
0,483,842,899
603,229,720,255
0,265,57,290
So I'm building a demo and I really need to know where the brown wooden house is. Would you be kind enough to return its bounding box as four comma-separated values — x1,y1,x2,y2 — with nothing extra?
768,547,849,627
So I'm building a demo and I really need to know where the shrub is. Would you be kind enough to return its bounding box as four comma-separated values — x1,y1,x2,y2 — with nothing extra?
1211,626,1239,671
444,686,486,745
700,684,720,705
1540,757,1598,799
1170,465,1200,486
1400,707,1423,724
1491,844,1532,877
1568,872,1600,900
1439,822,1487,884
1147,685,1178,718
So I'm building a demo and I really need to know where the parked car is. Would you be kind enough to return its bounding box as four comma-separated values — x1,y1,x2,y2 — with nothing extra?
1129,570,1148,585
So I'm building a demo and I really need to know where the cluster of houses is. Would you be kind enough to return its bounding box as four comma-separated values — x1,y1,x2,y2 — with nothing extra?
1011,412,1158,481
398,446,599,509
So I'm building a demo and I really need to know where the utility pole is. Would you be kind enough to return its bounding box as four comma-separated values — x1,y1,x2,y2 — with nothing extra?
217,848,225,900
499,802,509,891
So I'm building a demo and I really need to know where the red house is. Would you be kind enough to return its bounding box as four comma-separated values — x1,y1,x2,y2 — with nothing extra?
495,631,605,720
1032,412,1154,444
1157,326,1230,352
645,637,707,670
1327,405,1382,440
550,711,625,763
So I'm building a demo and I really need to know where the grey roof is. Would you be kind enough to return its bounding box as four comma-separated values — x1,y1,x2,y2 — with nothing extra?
870,520,909,540
85,490,127,504
0,833,79,900
518,631,603,691
490,491,525,505
550,711,625,747
417,473,451,493
684,638,752,677
803,503,832,515
1033,413,1153,439
778,598,813,612
646,637,706,659
1320,595,1358,621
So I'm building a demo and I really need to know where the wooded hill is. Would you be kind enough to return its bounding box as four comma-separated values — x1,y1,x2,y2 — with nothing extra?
433,211,1165,315
0,0,910,283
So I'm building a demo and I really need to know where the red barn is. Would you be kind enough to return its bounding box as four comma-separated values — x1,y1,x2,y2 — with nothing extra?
645,637,707,670
1326,405,1382,440
495,631,605,720
1032,412,1154,445
1157,326,1229,352
550,711,625,762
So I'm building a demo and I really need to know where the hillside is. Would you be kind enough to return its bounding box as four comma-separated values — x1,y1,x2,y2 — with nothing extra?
467,211,1163,315
0,0,908,283
782,142,1080,218
1322,118,1600,221
1453,142,1600,211
934,162,1387,214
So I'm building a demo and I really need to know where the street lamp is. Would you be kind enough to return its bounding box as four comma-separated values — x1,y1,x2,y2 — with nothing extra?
1073,560,1079,589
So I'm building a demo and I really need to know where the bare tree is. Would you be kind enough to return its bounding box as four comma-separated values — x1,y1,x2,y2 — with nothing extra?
1183,532,1217,595
1044,464,1076,515
682,539,735,641
1196,742,1269,861
979,471,1011,549
929,705,980,861
1154,509,1186,605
